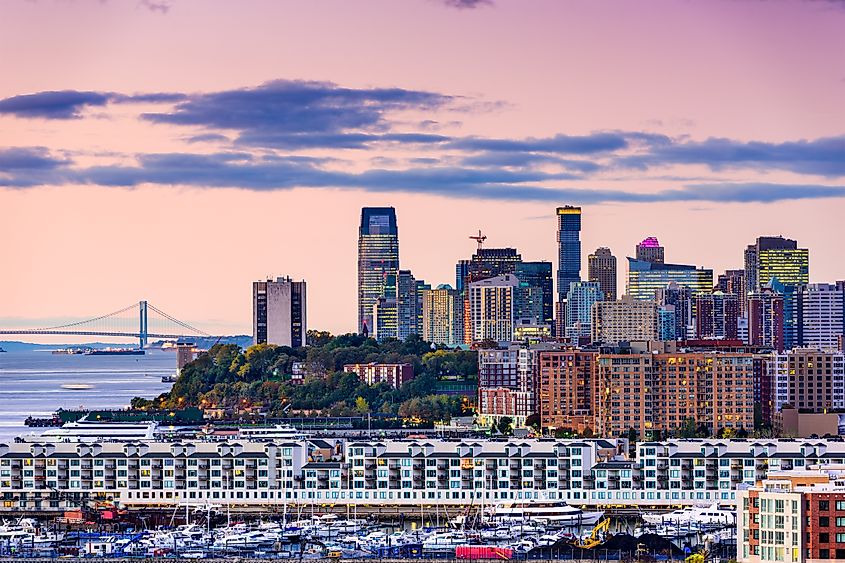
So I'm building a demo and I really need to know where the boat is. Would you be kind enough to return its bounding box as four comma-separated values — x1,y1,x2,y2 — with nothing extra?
60,384,93,390
162,375,178,383
488,501,604,527
85,348,145,356
422,531,472,552
641,503,735,528
52,347,88,355
0,347,6,353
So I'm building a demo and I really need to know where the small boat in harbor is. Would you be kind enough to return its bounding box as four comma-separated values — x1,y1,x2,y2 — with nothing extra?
60,384,93,390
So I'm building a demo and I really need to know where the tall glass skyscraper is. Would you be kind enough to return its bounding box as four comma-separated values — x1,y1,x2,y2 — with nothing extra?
358,207,399,334
514,261,554,326
627,258,713,301
556,206,582,301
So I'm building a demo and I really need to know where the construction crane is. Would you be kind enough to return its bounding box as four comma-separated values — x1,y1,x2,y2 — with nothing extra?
469,230,487,251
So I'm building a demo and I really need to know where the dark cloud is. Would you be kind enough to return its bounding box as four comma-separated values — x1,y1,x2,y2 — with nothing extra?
0,147,70,170
0,90,186,119
5,149,843,205
442,0,493,8
450,133,634,155
185,133,231,144
141,80,455,149
618,136,845,177
0,91,111,119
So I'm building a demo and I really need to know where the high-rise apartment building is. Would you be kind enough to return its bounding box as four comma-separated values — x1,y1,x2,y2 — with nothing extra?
627,258,714,301
537,349,597,433
656,283,694,340
467,274,519,342
693,291,740,340
396,269,418,341
635,236,664,264
587,247,617,301
766,349,845,413
252,277,307,347
748,287,785,351
358,207,399,335
556,206,582,301
716,269,747,315
795,283,845,351
591,296,658,345
421,285,464,346
565,281,603,341
514,261,554,327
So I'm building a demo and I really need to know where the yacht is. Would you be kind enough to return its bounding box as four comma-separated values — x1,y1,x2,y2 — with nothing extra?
28,418,157,442
641,504,735,528
488,501,604,526
237,424,305,441
422,531,471,552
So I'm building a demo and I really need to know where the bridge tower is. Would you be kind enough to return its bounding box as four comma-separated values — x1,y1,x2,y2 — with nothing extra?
139,300,148,349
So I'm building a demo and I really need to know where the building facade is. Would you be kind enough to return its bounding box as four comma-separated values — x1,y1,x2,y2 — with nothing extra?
358,207,399,335
626,258,714,301
635,237,664,264
514,261,554,327
766,349,845,414
795,283,845,351
588,247,617,302
591,297,658,345
421,285,464,346
565,281,603,341
556,206,582,302
468,274,519,343
252,277,307,347
343,363,415,388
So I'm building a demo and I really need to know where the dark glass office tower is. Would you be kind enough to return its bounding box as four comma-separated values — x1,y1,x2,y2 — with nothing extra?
358,207,399,334
514,261,554,326
556,206,582,301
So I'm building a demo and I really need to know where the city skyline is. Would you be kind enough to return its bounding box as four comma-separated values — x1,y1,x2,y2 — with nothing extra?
1,0,844,338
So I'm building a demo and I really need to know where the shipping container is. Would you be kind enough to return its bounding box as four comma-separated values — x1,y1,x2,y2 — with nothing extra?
456,545,514,560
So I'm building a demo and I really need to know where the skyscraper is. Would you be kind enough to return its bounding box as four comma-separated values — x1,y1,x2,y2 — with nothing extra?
748,286,785,351
636,237,664,264
626,258,714,301
514,261,554,327
468,274,519,342
587,247,617,301
396,270,418,341
693,291,740,340
556,206,582,301
421,285,464,346
252,277,307,347
358,207,399,334
564,281,603,341
745,236,809,292
795,283,845,351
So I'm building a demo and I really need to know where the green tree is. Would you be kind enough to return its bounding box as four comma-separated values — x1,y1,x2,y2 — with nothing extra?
354,396,370,414
497,417,514,436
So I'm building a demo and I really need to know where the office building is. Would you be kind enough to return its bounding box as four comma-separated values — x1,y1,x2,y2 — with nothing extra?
795,283,845,351
627,258,714,301
460,248,522,287
514,261,554,326
635,236,664,264
252,277,307,347
766,349,845,414
514,284,546,326
415,279,431,337
358,207,399,335
565,281,603,341
467,274,519,343
455,260,471,293
588,247,617,301
372,296,398,342
591,297,658,345
421,285,464,346
748,287,785,351
556,206,582,301
693,291,740,340
745,236,809,293
343,363,415,388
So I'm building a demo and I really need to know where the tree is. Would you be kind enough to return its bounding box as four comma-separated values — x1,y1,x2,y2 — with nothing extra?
679,417,697,439
497,417,514,436
525,413,541,433
626,427,639,443
581,427,595,438
354,396,370,414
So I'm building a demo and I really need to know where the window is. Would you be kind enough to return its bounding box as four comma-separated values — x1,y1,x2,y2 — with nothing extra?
820,500,830,511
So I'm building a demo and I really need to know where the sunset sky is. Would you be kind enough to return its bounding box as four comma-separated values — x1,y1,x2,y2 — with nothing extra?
1,0,844,340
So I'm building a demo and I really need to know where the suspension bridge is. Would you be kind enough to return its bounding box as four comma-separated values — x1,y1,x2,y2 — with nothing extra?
0,301,213,348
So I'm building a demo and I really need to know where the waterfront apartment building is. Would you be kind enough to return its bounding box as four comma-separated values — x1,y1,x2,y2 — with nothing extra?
358,207,399,335
252,277,306,347
467,274,519,343
737,468,845,563
11,436,845,514
588,247,617,302
635,237,664,264
420,285,464,346
591,296,658,345
766,349,845,414
343,363,414,388
594,351,756,438
626,258,714,301
556,206,582,303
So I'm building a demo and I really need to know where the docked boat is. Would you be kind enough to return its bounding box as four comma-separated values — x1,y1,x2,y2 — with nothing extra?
641,503,735,528
488,501,604,527
422,531,472,552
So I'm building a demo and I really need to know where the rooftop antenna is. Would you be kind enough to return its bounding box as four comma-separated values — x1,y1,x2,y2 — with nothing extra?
469,229,487,252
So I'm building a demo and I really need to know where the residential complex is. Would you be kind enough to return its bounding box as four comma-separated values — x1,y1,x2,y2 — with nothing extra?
591,296,658,345
252,277,306,347
343,363,415,389
587,247,617,302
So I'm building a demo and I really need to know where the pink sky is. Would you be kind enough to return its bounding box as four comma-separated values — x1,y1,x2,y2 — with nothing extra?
1,0,844,340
